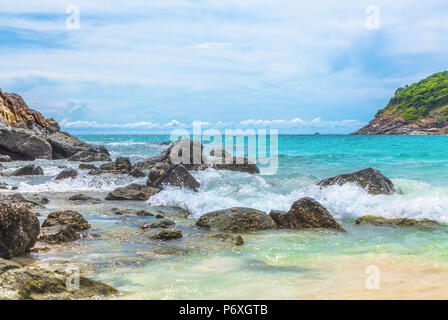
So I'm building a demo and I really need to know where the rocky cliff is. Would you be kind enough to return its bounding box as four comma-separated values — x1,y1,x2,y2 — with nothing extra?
353,71,448,135
0,88,110,161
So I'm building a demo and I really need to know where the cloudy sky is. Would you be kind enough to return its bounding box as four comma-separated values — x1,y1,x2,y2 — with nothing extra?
1,0,447,133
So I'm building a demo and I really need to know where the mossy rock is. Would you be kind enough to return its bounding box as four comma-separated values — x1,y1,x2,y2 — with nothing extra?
355,215,440,228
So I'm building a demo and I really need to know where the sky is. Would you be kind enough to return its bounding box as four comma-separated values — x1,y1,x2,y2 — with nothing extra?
0,0,447,134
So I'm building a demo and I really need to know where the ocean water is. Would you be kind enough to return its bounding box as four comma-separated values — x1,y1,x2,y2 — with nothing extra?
3,134,448,299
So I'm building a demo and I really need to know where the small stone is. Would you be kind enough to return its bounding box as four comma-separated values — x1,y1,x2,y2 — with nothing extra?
150,229,183,241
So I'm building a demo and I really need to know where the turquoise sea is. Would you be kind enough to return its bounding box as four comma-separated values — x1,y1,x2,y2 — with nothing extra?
3,134,448,299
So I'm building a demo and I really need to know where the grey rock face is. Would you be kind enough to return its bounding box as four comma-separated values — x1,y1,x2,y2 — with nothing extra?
11,164,44,176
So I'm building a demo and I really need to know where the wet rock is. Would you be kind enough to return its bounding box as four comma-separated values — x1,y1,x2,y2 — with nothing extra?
203,233,244,246
0,264,118,299
141,219,175,229
42,210,91,232
11,164,43,176
146,206,191,218
68,194,100,202
134,152,170,170
47,131,109,160
154,164,200,191
160,141,172,146
38,225,80,244
150,229,183,241
0,258,21,272
0,183,9,190
129,167,145,178
317,167,396,195
0,155,11,162
196,207,276,233
78,163,97,170
106,183,161,201
0,202,40,258
269,197,345,231
167,138,206,170
212,156,260,174
355,216,440,228
87,169,103,175
99,157,132,174
0,193,48,211
111,208,154,216
55,168,78,180
0,127,52,160
68,150,111,162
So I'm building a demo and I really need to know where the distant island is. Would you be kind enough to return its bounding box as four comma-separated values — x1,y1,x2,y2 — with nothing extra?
353,71,448,135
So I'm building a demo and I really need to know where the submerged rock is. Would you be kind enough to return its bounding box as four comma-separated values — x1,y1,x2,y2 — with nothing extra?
68,150,111,162
68,194,100,201
106,184,161,201
129,167,145,178
55,168,78,180
0,263,118,300
203,233,244,246
78,163,97,170
0,202,40,259
111,208,154,216
11,164,43,176
154,165,200,191
150,229,183,241
141,219,175,229
355,216,440,228
197,207,276,233
269,197,345,231
38,225,80,244
318,167,396,195
42,210,91,232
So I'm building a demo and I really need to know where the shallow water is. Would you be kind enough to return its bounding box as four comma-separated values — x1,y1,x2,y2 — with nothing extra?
3,134,448,299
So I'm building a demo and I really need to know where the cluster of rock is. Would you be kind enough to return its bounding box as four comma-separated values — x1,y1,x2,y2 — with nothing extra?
0,89,110,161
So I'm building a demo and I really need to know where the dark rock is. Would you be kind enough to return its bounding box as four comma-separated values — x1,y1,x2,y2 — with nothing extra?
0,258,21,273
129,167,145,178
0,127,52,160
146,161,172,186
160,141,172,146
0,183,8,190
134,152,169,170
68,194,99,201
42,210,91,232
212,156,260,174
0,202,40,258
99,157,132,174
68,151,111,162
78,163,97,170
47,131,109,160
196,207,276,233
317,168,396,195
111,208,154,216
150,229,183,241
0,193,48,211
38,225,80,244
141,219,175,229
167,138,206,170
0,264,118,299
269,197,345,231
87,169,103,175
155,165,200,191
11,164,43,176
105,184,161,201
55,168,78,180
204,233,244,246
0,155,11,162
355,216,440,228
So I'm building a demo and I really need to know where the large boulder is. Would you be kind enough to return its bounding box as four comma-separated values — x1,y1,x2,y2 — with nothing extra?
167,138,206,170
41,210,91,232
134,152,170,170
68,150,111,162
154,165,200,191
269,197,345,231
11,164,43,176
212,156,260,174
0,127,52,160
0,193,48,211
0,263,118,300
106,184,161,201
47,131,109,159
55,168,78,180
317,168,396,195
196,207,276,232
355,216,440,228
0,202,40,258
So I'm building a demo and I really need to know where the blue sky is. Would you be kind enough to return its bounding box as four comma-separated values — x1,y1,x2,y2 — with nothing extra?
1,0,447,134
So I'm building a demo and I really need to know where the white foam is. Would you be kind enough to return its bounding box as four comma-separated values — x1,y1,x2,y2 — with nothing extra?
147,168,448,224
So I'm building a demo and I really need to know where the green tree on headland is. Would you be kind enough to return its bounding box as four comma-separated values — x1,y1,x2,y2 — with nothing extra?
375,71,448,123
